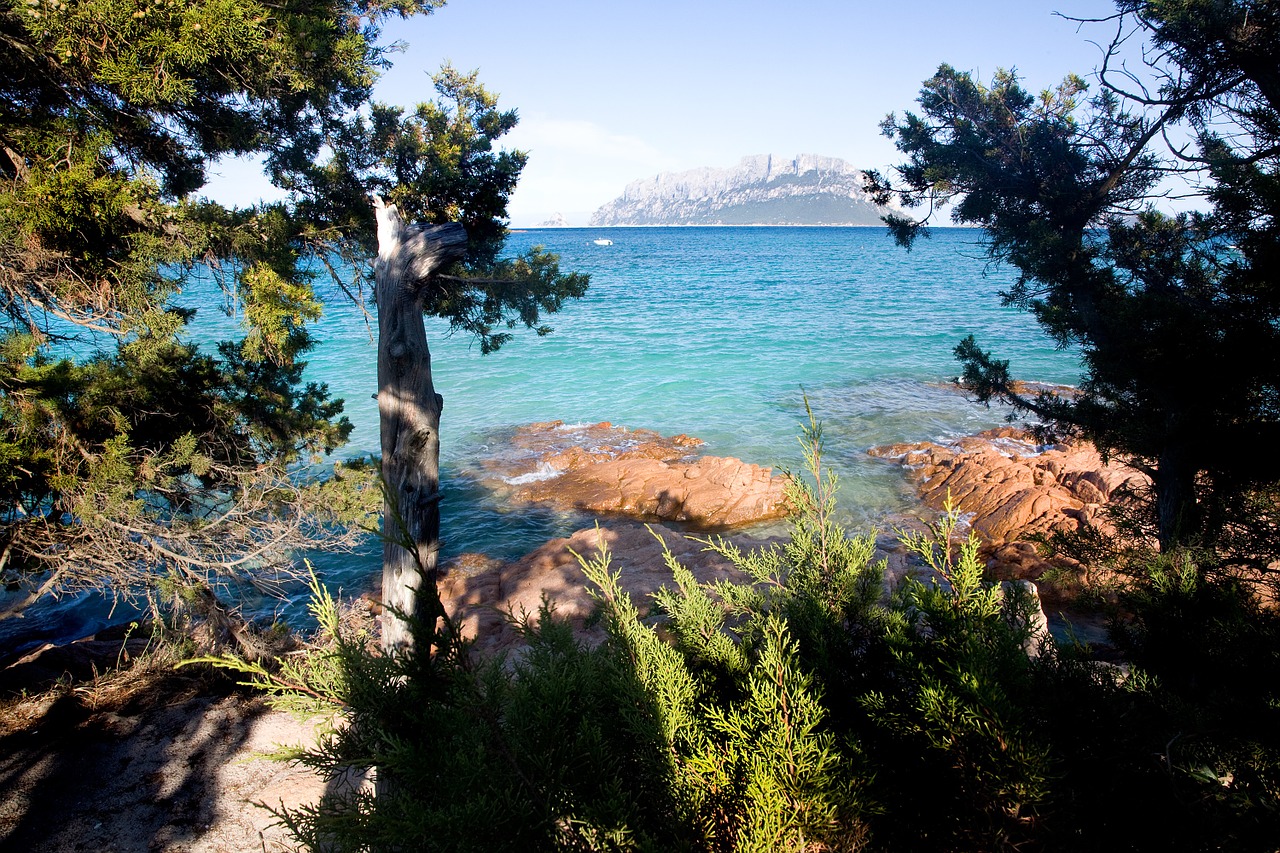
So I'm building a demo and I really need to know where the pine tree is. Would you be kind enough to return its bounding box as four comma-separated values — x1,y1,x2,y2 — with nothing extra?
865,0,1280,563
0,0,415,625
0,2,587,647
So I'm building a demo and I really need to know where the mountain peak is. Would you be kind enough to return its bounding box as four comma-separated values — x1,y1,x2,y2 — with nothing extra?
536,212,571,227
590,155,894,226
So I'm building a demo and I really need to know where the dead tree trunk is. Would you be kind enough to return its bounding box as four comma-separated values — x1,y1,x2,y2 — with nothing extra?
373,197,467,655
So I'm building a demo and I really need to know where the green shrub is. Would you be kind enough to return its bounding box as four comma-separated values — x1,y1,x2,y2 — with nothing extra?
201,415,1280,852
196,571,691,851
854,504,1052,850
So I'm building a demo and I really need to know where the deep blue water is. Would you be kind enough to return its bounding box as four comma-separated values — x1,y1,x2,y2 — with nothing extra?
1,226,1083,649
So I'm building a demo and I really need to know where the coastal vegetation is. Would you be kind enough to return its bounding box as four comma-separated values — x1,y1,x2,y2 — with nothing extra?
0,0,584,642
865,0,1280,576
1,0,383,629
2,0,1279,851
216,412,1280,851
234,2,1275,848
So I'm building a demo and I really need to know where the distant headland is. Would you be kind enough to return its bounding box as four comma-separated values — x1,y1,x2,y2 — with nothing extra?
588,154,899,226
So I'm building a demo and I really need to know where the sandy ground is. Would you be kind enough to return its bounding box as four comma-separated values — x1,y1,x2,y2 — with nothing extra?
0,679,335,853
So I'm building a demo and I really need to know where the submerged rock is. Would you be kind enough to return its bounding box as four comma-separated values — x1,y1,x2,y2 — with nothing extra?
479,420,788,529
484,420,705,479
439,523,773,654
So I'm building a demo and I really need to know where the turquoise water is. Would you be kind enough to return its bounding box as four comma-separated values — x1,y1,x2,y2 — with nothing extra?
295,227,1079,566
1,227,1083,648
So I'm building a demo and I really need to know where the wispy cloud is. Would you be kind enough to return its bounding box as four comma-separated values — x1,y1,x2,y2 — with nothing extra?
200,117,673,227
502,116,675,225
506,117,666,164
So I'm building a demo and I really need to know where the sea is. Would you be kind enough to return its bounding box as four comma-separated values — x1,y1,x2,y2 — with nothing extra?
2,226,1083,652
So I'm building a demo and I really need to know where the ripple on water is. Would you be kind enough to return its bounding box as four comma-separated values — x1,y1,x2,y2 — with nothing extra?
8,228,1081,646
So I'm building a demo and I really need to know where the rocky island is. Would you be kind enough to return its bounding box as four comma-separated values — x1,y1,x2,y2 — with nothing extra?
589,154,898,226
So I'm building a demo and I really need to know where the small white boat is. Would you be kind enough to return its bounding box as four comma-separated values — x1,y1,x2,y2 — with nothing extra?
592,238,613,246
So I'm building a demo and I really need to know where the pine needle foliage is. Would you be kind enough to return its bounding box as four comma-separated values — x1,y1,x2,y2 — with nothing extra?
866,1,1280,560
181,564,361,718
201,551,694,851
0,0,586,637
207,413,1280,852
0,0,423,627
577,408,885,851
859,501,1053,850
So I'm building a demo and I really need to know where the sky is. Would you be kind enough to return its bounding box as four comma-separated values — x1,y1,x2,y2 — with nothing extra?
205,0,1131,226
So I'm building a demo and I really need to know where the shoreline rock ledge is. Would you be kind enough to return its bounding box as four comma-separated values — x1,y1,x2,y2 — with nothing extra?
869,426,1149,545
869,427,1151,609
478,420,789,529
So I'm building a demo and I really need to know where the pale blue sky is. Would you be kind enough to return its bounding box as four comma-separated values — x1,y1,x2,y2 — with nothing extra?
206,0,1128,225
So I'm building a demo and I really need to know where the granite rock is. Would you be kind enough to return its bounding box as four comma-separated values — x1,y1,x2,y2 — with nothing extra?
869,427,1148,544
590,154,899,226
481,421,788,529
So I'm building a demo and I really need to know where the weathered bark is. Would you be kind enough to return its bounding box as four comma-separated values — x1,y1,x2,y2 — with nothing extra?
373,197,467,655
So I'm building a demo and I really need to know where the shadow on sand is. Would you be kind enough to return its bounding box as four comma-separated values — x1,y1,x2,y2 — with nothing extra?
0,667,321,852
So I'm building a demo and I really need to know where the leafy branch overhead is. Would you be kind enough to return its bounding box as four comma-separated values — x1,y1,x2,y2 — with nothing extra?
285,64,589,354
0,0,585,630
864,1,1280,560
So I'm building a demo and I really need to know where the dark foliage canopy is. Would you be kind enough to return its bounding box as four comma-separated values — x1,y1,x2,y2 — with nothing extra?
866,0,1280,558
0,0,584,625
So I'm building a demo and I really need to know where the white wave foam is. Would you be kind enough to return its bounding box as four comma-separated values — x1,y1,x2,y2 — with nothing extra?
502,462,564,485
555,421,600,431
